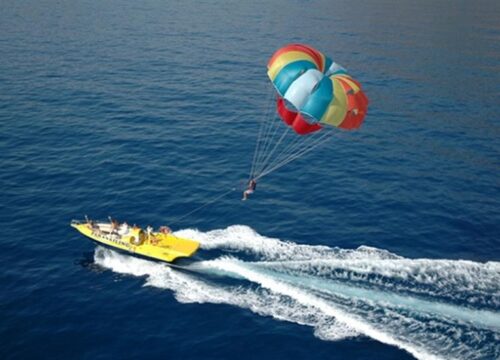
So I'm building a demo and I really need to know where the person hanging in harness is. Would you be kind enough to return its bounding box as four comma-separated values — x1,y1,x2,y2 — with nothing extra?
242,179,257,201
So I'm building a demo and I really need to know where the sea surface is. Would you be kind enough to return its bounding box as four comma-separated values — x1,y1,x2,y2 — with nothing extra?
1,1,499,359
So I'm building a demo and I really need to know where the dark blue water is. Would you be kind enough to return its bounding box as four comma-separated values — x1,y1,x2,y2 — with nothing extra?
1,1,499,359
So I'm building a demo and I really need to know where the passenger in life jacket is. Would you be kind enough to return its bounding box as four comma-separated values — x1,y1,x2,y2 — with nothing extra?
242,179,257,201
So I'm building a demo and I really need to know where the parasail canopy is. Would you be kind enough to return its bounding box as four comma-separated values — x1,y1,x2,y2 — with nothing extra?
247,43,369,183
267,44,368,135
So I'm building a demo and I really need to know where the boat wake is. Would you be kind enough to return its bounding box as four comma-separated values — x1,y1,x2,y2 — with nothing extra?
93,225,500,360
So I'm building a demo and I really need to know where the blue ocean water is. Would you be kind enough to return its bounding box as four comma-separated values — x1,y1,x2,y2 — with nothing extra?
1,0,499,359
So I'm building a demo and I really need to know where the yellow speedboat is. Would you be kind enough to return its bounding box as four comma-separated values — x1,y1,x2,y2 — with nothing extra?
71,218,199,263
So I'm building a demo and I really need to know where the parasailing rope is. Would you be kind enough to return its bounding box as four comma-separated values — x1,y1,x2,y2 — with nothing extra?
168,187,236,226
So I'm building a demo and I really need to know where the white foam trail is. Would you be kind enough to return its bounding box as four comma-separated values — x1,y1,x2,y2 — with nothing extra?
249,265,500,330
253,259,500,309
177,226,499,308
94,226,500,360
263,259,500,297
93,247,359,341
200,257,443,360
175,226,400,261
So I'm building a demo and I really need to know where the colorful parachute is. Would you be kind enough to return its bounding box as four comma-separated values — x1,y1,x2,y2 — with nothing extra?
267,44,368,135
248,44,369,182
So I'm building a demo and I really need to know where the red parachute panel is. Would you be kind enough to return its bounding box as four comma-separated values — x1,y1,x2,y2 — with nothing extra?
277,98,322,135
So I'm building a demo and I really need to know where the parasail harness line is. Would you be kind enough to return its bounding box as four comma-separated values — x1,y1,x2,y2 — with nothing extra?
253,126,291,177
247,91,336,182
249,86,276,181
249,115,336,181
167,187,237,226
256,131,335,180
250,96,284,179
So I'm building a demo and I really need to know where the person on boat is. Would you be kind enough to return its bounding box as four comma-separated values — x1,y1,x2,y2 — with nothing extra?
146,226,160,245
110,218,119,233
159,226,171,234
86,218,96,229
242,179,257,200
118,222,129,236
146,226,153,238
